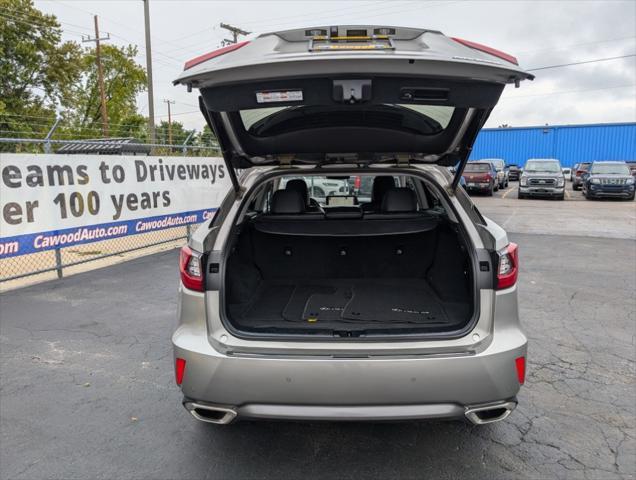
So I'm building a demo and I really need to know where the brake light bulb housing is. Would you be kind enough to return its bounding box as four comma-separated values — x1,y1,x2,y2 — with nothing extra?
496,243,518,290
179,246,204,291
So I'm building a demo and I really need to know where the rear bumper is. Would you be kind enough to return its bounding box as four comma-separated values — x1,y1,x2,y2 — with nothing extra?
519,185,564,197
183,398,518,424
464,183,493,192
173,310,527,423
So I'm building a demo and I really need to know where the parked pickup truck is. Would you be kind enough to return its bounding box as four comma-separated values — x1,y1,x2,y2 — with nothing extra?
518,158,565,200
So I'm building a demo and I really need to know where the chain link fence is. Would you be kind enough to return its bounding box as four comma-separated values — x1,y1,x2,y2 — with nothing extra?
0,135,220,287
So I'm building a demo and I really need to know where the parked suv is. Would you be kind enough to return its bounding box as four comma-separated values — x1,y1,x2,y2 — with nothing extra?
172,25,531,425
582,161,635,200
508,164,521,181
518,159,565,200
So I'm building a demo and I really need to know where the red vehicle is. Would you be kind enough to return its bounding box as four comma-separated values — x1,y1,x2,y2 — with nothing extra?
462,162,498,196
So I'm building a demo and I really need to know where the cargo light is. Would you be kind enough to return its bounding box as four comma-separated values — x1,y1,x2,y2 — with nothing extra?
496,242,518,290
515,356,526,384
179,245,204,291
451,37,519,65
175,357,186,385
184,41,250,70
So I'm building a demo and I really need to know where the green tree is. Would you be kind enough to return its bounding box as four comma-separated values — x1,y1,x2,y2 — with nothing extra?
63,44,147,139
195,124,217,146
0,0,82,149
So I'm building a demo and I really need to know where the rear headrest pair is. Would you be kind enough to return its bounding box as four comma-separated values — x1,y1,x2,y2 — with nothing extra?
272,187,417,215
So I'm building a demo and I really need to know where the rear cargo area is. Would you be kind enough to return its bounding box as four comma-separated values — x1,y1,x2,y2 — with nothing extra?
224,222,474,336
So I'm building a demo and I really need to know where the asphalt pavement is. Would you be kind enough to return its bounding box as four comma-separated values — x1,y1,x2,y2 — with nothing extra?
1,198,635,480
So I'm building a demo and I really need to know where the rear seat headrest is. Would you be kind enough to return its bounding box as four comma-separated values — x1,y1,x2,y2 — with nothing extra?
381,188,417,213
285,179,309,205
372,176,397,204
271,190,306,214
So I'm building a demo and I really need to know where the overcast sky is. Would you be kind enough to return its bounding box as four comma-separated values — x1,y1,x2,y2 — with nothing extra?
34,0,636,132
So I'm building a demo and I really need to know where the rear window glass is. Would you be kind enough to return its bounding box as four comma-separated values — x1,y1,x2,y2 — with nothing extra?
239,104,455,136
464,163,491,172
276,175,410,207
590,163,630,175
524,160,561,173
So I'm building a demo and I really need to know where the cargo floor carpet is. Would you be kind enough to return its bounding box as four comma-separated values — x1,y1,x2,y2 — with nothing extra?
228,278,469,333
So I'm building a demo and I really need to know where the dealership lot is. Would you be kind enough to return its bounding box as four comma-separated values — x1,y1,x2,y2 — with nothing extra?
1,195,635,480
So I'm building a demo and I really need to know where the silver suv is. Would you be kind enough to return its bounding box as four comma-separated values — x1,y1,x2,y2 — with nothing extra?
172,26,531,425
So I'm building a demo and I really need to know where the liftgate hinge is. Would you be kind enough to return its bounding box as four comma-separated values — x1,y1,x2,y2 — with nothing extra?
395,155,410,167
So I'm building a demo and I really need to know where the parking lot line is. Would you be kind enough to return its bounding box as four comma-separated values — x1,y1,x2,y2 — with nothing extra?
501,186,516,199
564,188,570,199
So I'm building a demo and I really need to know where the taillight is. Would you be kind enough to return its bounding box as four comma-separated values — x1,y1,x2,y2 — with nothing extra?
179,246,204,291
451,37,519,65
175,357,186,385
184,40,250,70
515,356,526,384
354,176,361,190
496,242,518,290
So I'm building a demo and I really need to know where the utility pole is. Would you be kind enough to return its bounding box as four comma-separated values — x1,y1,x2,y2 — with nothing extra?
163,99,175,145
143,0,156,144
220,22,250,46
82,16,110,137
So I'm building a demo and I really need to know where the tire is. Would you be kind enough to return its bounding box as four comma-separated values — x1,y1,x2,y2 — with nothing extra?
585,191,593,200
487,186,494,197
517,190,524,199
557,194,565,201
573,184,579,191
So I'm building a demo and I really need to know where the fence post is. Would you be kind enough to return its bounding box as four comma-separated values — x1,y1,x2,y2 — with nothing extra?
186,224,191,241
44,117,61,154
182,131,194,155
54,248,63,279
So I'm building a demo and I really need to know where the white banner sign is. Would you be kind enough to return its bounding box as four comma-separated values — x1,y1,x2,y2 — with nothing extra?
0,154,231,258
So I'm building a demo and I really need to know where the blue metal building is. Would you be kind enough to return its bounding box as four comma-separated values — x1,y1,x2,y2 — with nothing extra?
469,122,636,168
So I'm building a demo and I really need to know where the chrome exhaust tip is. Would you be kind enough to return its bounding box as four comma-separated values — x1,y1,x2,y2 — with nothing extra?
464,401,517,425
183,402,237,424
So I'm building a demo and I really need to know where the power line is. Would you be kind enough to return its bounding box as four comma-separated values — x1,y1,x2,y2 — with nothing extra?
515,35,636,56
527,54,636,71
502,83,636,100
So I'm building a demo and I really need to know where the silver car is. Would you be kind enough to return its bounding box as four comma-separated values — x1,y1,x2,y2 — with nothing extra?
172,25,531,425
483,158,509,189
